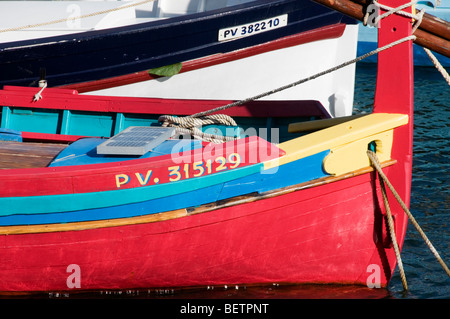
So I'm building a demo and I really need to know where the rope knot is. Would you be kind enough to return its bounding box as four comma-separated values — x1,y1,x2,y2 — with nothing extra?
158,114,239,144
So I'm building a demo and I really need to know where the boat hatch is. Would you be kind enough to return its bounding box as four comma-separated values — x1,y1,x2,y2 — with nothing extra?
96,126,175,156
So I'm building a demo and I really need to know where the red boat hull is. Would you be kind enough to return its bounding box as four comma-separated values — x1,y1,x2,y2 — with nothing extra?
0,165,407,292
0,0,414,294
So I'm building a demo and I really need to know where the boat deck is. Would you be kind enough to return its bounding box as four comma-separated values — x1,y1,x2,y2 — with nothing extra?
0,141,67,169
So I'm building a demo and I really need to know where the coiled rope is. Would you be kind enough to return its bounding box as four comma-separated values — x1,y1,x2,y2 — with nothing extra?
158,114,238,144
367,150,450,291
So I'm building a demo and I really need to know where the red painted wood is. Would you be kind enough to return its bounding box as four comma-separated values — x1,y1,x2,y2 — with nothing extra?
374,0,414,115
370,0,414,274
59,24,346,93
0,86,329,118
21,132,84,143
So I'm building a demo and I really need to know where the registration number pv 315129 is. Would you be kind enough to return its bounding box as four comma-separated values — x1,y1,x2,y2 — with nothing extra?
218,14,288,42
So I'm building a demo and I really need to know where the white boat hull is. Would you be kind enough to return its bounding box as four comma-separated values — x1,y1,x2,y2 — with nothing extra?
90,24,359,118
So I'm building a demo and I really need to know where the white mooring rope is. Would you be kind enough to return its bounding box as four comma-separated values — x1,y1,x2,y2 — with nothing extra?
423,47,450,85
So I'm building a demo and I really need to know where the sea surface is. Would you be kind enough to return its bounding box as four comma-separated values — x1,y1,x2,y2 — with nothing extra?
29,63,447,302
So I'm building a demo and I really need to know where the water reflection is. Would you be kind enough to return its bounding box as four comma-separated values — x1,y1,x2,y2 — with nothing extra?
2,283,393,299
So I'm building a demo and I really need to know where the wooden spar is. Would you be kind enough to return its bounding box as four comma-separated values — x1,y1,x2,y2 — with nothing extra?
312,0,450,57
419,12,450,41
414,29,450,58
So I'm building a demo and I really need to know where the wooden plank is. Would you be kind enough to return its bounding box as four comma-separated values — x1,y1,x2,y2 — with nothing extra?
0,208,190,235
288,114,366,133
0,142,66,169
0,85,331,119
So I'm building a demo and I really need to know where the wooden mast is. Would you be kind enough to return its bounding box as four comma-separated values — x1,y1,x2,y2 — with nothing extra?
371,0,415,278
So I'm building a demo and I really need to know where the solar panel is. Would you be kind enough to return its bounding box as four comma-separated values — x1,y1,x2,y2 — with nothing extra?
96,126,175,155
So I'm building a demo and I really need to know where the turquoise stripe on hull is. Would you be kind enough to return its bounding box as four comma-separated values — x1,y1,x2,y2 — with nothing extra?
0,184,224,226
0,151,330,225
0,163,263,216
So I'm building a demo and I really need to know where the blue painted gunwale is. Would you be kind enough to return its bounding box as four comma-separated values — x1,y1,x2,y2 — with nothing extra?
0,150,330,226
0,0,356,87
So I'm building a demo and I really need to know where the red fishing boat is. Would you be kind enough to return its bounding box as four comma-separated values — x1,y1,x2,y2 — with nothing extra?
0,0,435,293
